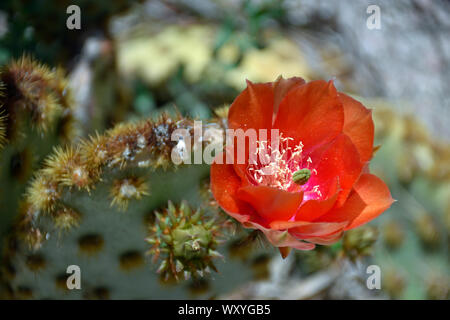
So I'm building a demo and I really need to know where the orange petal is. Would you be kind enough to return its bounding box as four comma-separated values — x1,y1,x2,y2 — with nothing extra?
361,163,370,174
340,93,374,163
272,76,305,117
228,80,274,131
273,80,344,150
303,230,345,245
210,153,255,223
225,145,259,189
294,177,339,221
245,221,315,250
295,191,339,222
316,173,394,230
270,220,347,238
223,145,248,182
308,134,363,207
237,185,303,223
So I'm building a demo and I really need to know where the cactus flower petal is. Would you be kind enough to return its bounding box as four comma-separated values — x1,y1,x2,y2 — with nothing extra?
211,76,393,255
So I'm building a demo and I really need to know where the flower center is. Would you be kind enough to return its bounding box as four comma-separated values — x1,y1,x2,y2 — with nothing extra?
292,168,311,185
246,135,322,200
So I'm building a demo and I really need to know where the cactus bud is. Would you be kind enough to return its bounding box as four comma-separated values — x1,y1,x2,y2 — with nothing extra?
342,226,378,260
146,202,223,281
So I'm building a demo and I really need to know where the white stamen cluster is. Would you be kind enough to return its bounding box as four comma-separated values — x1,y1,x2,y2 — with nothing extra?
246,135,321,199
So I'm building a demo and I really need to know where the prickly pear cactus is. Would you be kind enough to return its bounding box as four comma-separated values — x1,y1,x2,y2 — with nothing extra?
0,56,77,244
0,114,265,299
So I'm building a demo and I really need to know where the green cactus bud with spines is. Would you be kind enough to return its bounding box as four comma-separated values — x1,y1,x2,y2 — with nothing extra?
342,226,378,261
147,201,224,281
295,245,338,275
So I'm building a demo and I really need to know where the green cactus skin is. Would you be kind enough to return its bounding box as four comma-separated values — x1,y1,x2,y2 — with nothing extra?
0,113,269,299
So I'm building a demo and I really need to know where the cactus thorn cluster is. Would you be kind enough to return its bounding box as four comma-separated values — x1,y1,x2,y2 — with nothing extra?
0,55,76,141
110,176,150,210
146,201,224,282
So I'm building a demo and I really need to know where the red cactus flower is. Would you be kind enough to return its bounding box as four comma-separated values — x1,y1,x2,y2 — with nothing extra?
211,76,393,257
